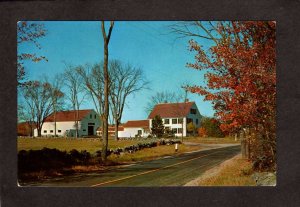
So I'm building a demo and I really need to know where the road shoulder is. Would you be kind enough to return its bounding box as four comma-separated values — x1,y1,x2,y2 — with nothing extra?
184,153,256,186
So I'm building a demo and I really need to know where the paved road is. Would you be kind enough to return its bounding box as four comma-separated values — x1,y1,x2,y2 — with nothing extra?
24,145,240,187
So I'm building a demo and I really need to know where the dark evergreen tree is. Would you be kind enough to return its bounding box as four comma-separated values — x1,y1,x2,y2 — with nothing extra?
151,115,164,138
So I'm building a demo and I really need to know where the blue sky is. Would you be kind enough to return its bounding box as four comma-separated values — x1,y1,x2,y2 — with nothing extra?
18,21,215,122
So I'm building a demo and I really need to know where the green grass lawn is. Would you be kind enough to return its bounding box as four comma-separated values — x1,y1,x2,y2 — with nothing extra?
18,137,142,154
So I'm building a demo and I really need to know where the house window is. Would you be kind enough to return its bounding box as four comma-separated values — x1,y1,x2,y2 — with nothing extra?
196,119,198,124
137,130,142,135
178,118,183,124
178,128,183,133
164,119,169,124
94,114,96,119
90,114,92,119
187,118,193,123
172,119,177,124
50,130,53,133
58,130,61,133
172,128,177,134
83,129,86,132
190,109,197,114
44,130,47,133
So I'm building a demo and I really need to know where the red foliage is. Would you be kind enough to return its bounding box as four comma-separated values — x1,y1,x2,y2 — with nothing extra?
187,21,275,134
186,21,276,170
198,127,207,137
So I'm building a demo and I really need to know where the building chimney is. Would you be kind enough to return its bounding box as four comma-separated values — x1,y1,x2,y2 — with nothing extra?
185,98,189,102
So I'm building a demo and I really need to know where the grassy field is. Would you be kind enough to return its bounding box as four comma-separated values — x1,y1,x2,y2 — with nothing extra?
18,137,141,154
18,136,239,166
196,155,256,186
18,136,238,157
109,144,202,163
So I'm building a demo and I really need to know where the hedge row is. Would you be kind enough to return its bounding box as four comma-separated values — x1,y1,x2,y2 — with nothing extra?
18,139,181,173
18,148,93,173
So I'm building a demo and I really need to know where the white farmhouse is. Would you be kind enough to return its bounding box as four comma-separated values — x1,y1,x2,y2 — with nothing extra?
118,120,150,138
148,101,202,137
34,109,101,137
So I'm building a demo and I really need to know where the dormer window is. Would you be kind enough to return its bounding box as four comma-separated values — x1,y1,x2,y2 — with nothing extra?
190,109,196,114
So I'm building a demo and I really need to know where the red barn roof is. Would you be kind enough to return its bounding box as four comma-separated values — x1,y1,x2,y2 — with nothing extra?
123,120,149,129
44,109,94,122
17,121,36,136
148,102,195,119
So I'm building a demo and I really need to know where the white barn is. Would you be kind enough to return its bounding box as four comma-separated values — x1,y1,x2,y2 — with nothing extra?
148,101,202,137
34,109,101,137
118,120,150,138
96,120,150,138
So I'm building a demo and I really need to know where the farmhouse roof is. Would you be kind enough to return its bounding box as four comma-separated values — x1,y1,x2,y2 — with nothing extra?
148,101,195,119
17,121,36,136
123,120,149,129
44,109,93,122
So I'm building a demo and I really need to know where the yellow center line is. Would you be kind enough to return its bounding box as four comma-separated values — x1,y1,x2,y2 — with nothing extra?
91,150,222,187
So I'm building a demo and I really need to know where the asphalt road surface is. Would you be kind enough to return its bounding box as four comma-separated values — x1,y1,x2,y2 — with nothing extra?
23,145,240,187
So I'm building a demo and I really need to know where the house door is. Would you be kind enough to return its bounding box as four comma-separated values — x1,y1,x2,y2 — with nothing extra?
88,126,94,136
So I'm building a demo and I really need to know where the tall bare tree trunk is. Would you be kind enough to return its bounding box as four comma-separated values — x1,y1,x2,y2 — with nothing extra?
101,21,114,162
102,58,109,162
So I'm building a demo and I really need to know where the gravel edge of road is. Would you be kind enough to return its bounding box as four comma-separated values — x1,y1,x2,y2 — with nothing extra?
184,153,242,186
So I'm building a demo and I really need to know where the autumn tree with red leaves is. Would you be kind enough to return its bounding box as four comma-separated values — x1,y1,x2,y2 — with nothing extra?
173,21,276,171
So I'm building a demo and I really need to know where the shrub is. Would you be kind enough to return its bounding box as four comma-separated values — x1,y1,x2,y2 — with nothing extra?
198,127,208,137
18,148,93,173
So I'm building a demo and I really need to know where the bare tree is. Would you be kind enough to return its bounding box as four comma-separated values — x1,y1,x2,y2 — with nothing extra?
109,60,148,140
21,80,53,137
77,63,104,113
18,102,35,137
64,65,86,138
45,75,65,137
145,90,184,115
169,21,220,44
101,21,114,162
